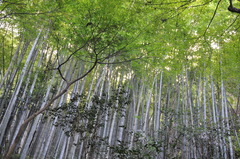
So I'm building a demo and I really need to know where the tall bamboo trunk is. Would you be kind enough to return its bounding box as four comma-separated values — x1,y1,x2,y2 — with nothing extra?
0,32,41,145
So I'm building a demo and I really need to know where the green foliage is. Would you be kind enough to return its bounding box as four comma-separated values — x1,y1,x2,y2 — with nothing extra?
49,86,131,136
1,0,240,158
1,0,240,83
111,134,162,159
0,28,18,74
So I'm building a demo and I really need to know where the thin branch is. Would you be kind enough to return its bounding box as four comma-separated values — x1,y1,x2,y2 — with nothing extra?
0,10,57,19
57,45,86,68
1,2,26,12
57,67,67,82
221,14,240,36
68,54,98,85
139,1,192,6
203,0,222,36
186,0,213,8
53,42,89,82
97,56,143,64
55,50,67,81
99,32,144,62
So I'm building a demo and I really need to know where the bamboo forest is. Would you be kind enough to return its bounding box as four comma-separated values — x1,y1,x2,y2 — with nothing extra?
0,0,240,159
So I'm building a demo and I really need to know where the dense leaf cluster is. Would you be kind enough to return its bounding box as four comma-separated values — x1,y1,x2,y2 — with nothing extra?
49,86,131,136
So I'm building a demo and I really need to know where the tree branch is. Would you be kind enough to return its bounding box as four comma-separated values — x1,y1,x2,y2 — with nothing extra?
51,43,89,82
97,56,143,65
4,54,98,159
228,0,240,13
0,11,57,19
203,0,222,36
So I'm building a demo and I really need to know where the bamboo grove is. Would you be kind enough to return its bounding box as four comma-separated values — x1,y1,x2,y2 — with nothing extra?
0,0,240,159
